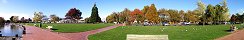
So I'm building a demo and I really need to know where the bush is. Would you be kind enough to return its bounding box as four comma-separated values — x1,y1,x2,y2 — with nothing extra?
0,17,5,27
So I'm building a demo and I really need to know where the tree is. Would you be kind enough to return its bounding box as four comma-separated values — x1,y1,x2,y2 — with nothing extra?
179,10,185,21
119,8,131,23
27,18,32,23
106,12,118,23
235,13,241,22
168,9,181,23
158,9,170,22
21,17,25,21
33,12,44,22
232,13,244,23
230,14,236,22
195,0,206,23
185,10,198,22
106,8,131,24
65,8,82,19
10,16,19,23
50,14,59,23
230,14,238,24
20,17,26,23
84,17,90,23
10,16,14,22
0,17,5,26
196,0,206,20
88,4,102,23
199,0,229,25
130,9,144,23
214,4,224,24
142,6,149,14
221,0,230,21
145,4,160,23
240,14,244,22
184,10,191,22
203,4,215,24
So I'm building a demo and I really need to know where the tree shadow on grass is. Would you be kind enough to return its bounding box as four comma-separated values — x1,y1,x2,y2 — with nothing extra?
225,30,233,32
51,28,58,31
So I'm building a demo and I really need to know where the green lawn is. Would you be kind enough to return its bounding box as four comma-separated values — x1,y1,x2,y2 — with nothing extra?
25,23,40,27
89,24,243,40
25,23,114,33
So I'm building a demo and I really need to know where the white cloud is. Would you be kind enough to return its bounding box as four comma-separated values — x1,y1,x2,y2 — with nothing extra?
0,13,32,20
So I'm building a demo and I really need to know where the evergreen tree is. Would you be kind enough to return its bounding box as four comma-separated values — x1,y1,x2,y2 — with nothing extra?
88,3,102,23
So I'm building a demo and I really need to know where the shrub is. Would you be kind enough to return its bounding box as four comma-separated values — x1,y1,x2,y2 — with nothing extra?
0,17,5,27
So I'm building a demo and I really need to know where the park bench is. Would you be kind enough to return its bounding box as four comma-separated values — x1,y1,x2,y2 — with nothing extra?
46,26,53,29
34,24,36,26
126,34,168,40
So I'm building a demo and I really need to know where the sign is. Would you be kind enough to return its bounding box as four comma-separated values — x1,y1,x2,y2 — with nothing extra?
127,34,168,40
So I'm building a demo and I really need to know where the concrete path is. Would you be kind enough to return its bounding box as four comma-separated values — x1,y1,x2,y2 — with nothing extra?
216,29,244,40
22,26,70,40
59,24,123,40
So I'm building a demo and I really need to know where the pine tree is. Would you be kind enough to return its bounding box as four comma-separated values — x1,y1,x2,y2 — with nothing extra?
88,3,102,23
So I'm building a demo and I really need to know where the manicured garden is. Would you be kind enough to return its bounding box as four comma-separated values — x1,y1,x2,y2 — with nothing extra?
89,24,243,40
25,23,113,33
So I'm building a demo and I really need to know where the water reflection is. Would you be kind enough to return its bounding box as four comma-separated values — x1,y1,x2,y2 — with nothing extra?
0,23,4,27
0,23,24,40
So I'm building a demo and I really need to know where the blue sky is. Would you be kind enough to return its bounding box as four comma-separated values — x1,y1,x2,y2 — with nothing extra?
0,0,243,21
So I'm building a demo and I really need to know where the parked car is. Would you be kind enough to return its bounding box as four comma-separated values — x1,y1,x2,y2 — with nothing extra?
184,22,191,25
162,22,169,26
143,22,150,26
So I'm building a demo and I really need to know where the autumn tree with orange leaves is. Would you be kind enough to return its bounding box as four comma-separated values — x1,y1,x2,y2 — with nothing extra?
129,9,144,23
145,4,160,23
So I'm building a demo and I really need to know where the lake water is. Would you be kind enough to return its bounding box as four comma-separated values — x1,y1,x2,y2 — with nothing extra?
0,23,24,37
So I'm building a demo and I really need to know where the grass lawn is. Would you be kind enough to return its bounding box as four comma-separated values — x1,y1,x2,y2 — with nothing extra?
89,24,243,40
25,23,114,33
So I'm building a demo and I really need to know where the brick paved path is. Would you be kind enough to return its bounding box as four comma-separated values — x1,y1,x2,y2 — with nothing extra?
23,24,123,40
216,29,244,40
22,26,70,40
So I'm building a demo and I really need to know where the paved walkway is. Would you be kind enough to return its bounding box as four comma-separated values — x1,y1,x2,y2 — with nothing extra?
216,29,244,40
59,24,123,40
22,26,70,40
22,24,123,40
